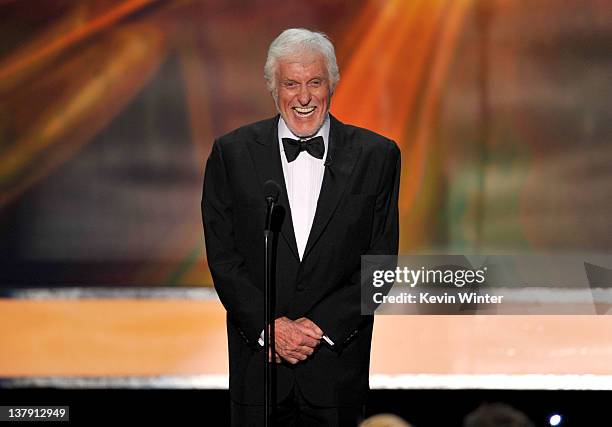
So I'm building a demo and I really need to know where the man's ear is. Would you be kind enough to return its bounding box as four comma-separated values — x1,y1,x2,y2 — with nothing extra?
271,90,280,111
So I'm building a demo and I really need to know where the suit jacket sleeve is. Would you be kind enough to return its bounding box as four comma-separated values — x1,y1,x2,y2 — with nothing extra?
202,140,264,347
307,141,401,349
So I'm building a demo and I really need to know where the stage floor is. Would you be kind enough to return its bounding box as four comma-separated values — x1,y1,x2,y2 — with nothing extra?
2,293,612,390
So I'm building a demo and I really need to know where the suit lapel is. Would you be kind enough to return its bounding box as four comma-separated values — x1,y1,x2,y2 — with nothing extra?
302,115,361,261
247,115,300,261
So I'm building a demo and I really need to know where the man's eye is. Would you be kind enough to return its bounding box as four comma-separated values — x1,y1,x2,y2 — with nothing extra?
283,82,297,88
309,80,321,87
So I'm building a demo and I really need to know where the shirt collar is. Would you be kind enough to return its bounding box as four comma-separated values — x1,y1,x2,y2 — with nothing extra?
278,114,330,156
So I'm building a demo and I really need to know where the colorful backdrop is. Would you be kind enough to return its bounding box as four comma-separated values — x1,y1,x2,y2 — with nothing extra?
1,0,610,287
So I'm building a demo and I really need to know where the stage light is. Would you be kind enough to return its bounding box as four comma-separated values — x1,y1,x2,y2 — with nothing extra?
549,414,562,426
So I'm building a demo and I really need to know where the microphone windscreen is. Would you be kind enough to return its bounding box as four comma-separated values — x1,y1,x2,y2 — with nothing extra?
263,180,281,202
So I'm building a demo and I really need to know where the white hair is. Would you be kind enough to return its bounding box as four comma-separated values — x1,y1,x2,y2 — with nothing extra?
264,28,340,98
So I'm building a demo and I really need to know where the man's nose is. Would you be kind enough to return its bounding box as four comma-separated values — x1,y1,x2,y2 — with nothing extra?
297,84,311,105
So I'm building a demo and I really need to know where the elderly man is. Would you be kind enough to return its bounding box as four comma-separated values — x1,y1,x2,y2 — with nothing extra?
202,28,400,426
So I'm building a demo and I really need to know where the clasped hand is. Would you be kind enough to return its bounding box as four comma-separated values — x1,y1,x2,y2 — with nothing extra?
268,316,323,364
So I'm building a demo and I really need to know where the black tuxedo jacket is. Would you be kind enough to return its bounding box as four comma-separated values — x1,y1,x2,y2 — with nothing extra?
202,114,400,406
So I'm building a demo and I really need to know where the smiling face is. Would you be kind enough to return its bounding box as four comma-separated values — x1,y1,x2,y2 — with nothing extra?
274,50,331,138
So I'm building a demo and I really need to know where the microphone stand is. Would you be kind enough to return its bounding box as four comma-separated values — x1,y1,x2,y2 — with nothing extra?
264,197,277,427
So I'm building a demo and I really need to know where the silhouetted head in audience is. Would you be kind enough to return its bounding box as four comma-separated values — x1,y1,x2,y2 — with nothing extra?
463,402,535,427
360,413,413,427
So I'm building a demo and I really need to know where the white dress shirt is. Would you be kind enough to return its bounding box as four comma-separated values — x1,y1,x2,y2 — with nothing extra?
278,114,330,260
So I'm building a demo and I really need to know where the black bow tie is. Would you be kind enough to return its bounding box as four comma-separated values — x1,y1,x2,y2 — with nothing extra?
282,136,325,163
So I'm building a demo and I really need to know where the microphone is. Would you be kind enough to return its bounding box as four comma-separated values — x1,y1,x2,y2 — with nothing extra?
263,180,281,232
262,181,282,424
263,180,281,204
